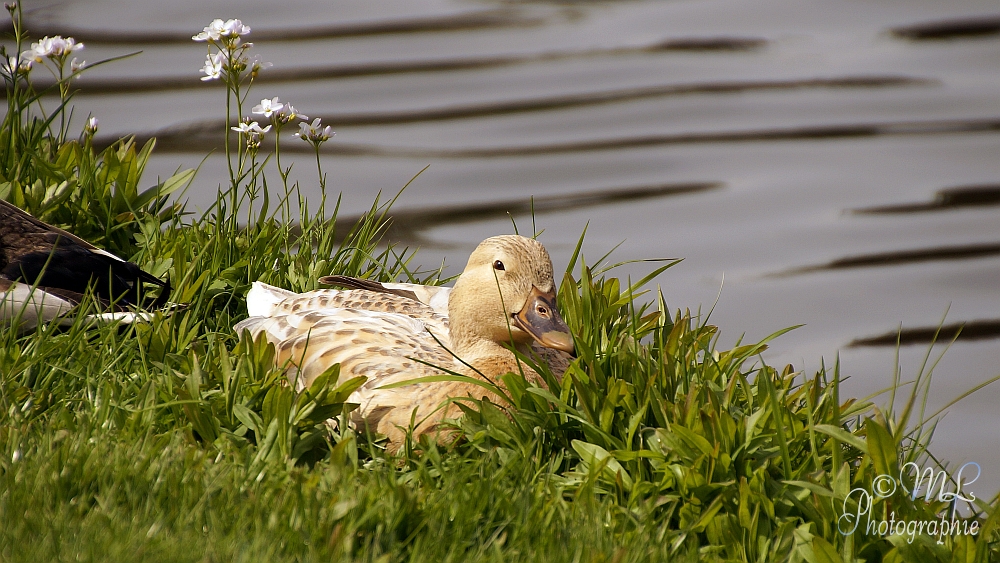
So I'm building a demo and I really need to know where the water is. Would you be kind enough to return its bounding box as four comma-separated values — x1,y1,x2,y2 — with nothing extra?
12,0,1000,496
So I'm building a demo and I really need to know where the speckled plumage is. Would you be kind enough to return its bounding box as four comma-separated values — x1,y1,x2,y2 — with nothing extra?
235,235,575,451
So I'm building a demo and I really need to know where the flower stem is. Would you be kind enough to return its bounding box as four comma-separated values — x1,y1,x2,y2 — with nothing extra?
314,146,326,216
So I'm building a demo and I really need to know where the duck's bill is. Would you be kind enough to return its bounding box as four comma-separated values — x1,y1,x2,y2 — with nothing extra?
513,286,575,354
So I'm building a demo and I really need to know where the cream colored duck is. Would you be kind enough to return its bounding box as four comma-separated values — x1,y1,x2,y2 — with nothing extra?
234,235,574,451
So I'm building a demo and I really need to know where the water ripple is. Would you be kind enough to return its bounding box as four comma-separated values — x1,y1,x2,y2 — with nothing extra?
850,319,1000,346
775,241,1000,277
124,115,998,157
335,181,721,243
891,14,1000,40
852,184,1000,214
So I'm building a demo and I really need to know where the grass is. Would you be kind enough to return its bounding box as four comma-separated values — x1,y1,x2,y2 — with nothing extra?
2,10,1000,562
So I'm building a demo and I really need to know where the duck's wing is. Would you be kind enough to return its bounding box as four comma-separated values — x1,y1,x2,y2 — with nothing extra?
0,200,170,307
319,275,451,316
237,284,454,388
236,306,450,385
245,281,449,332
236,303,471,448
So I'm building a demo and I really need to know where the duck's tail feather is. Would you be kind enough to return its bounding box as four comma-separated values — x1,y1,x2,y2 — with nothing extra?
76,311,151,326
245,281,296,317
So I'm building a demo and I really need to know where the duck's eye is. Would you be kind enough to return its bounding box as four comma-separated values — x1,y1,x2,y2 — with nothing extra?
493,260,505,271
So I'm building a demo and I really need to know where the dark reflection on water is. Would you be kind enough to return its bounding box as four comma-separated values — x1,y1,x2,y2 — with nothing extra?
646,37,765,51
776,241,1000,276
891,14,1000,40
89,76,927,124
852,184,1000,214
336,182,722,243
851,319,1000,346
121,116,1000,157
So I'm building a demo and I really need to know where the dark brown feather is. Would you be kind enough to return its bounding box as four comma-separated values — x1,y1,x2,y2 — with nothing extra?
319,274,421,303
0,199,170,308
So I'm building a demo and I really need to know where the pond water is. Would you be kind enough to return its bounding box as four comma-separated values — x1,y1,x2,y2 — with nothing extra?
12,0,1000,497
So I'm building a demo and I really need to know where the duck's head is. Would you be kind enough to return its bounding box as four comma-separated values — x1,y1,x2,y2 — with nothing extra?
449,235,574,354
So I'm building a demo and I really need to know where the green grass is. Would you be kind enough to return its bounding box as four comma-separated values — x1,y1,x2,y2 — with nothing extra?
2,11,999,562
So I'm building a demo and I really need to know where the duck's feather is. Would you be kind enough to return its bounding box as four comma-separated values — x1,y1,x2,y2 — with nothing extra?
237,282,467,444
0,278,154,331
0,199,170,308
0,278,77,329
237,282,451,384
319,275,451,315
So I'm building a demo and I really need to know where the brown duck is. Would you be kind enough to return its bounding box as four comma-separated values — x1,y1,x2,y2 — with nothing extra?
235,235,574,451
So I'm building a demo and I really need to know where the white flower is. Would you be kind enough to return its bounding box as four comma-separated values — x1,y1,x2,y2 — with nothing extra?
193,19,225,42
7,55,30,74
85,117,98,134
20,42,44,62
232,119,270,149
231,120,271,135
200,51,225,81
259,99,309,126
70,57,85,73
249,55,270,74
252,97,284,118
21,35,83,62
282,103,307,121
296,118,334,143
221,19,251,38
193,18,250,42
58,36,83,56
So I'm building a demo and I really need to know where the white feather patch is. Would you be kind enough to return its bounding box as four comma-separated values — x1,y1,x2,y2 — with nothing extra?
245,281,297,317
0,283,75,330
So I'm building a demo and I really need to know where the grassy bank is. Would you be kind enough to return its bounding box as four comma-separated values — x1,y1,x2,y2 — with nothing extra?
2,12,999,562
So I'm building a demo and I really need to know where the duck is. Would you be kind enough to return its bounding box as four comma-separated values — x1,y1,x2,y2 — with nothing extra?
234,234,575,451
0,199,171,331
